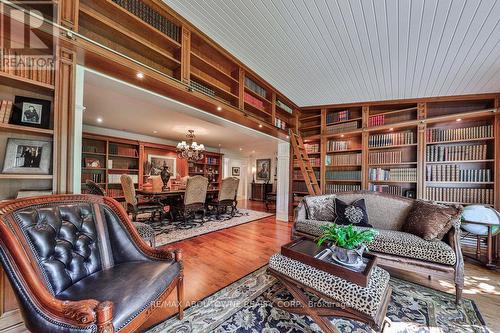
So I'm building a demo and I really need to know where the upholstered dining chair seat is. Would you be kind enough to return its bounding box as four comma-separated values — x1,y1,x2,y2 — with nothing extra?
56,261,180,331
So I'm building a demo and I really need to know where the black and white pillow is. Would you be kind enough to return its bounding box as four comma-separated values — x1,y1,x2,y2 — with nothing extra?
304,194,336,221
333,198,372,227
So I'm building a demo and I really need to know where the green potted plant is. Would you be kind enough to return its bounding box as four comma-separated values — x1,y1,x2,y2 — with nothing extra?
317,223,378,265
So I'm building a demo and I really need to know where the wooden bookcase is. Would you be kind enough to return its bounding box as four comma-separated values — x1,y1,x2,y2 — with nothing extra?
295,95,500,211
187,152,223,190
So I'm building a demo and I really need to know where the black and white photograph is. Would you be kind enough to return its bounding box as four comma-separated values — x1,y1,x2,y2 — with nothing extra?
256,159,271,181
2,139,52,174
231,166,240,177
10,96,51,129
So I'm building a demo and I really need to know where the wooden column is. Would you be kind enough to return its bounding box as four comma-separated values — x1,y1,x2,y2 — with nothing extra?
320,109,327,194
58,0,79,31
361,106,369,190
53,47,77,194
238,68,245,110
180,26,190,84
417,123,426,199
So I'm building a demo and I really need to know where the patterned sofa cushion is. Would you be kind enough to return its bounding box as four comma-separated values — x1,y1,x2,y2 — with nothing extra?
269,253,390,318
295,220,456,266
303,194,336,221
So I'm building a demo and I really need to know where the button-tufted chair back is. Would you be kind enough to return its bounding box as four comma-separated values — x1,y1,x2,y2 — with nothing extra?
14,203,103,294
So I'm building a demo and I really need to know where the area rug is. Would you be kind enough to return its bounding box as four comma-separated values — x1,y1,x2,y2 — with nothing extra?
150,266,489,333
151,209,273,246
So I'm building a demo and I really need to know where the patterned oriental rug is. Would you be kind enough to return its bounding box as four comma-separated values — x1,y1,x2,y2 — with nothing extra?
146,209,273,246
150,267,489,333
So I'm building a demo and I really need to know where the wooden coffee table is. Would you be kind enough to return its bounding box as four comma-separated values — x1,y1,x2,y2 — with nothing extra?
267,237,391,333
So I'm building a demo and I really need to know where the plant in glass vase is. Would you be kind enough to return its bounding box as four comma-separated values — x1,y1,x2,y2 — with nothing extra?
317,223,377,265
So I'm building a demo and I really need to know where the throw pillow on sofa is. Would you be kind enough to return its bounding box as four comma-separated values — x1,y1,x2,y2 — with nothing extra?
402,200,463,241
304,194,336,221
333,198,372,227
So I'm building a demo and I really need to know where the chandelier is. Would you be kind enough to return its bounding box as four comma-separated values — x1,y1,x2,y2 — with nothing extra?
176,130,205,161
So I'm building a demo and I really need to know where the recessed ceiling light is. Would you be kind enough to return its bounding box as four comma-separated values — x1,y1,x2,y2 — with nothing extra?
217,106,222,111
96,117,103,123
218,144,221,147
136,72,144,79
252,150,255,153
340,134,344,138
389,127,394,131
239,148,243,151
259,124,263,128
153,130,158,134
286,135,289,139
456,118,462,122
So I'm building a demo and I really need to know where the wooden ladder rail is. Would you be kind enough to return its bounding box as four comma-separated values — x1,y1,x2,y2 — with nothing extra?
289,130,321,196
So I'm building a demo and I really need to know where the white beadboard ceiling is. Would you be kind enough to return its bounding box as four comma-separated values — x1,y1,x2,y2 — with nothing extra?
165,0,500,107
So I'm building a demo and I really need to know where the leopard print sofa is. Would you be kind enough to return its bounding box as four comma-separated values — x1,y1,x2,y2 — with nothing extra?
269,253,390,319
295,219,456,266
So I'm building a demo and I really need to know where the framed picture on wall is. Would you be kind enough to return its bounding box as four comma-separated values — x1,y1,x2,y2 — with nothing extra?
256,159,271,181
2,138,52,174
232,167,240,177
9,96,51,129
148,154,176,178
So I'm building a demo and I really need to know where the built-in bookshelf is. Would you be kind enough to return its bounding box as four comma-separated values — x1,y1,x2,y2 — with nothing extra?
187,152,223,190
295,95,499,211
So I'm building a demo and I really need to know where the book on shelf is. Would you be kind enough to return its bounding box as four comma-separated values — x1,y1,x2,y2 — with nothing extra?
293,169,320,180
81,171,104,183
368,168,416,182
304,143,320,153
426,124,493,143
426,144,487,162
325,153,361,166
369,184,404,196
369,150,402,164
244,77,267,98
369,131,415,147
426,164,491,182
325,121,359,134
108,174,138,184
206,157,219,165
326,110,350,123
294,157,320,167
107,188,125,198
108,144,138,157
325,170,361,181
276,99,293,114
327,140,350,151
426,187,494,205
274,117,286,130
1,49,55,85
190,80,216,97
292,182,309,192
244,92,265,109
325,184,361,193
368,114,385,127
0,100,13,124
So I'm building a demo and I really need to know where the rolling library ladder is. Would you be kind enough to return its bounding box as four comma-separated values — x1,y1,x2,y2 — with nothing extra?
289,130,321,196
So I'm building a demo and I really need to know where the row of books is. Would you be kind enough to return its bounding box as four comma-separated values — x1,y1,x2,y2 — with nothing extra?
368,168,417,182
369,184,404,196
325,184,361,193
426,165,492,182
82,172,104,183
426,144,488,162
426,187,494,205
294,158,320,167
107,188,125,198
108,144,138,157
325,121,359,134
368,131,415,147
426,125,493,143
1,49,55,85
83,146,105,154
327,140,351,152
304,143,320,153
368,114,385,127
325,153,361,166
326,110,350,124
108,174,138,184
190,80,215,97
326,170,361,181
112,0,181,42
0,100,13,123
292,182,309,193
276,99,293,114
244,77,266,98
368,150,403,165
274,117,287,130
244,92,264,109
206,157,219,165
293,169,320,180
109,159,137,170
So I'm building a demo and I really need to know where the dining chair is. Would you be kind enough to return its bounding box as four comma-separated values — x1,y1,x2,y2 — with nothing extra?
208,177,239,218
87,179,156,247
176,175,209,228
120,174,163,223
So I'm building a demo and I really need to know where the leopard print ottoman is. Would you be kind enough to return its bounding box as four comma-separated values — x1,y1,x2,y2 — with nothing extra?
269,253,390,319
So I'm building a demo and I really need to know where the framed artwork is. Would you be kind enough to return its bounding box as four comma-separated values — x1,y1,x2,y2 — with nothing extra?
2,138,52,174
85,157,101,168
10,96,51,129
256,159,271,181
148,154,176,178
232,167,240,176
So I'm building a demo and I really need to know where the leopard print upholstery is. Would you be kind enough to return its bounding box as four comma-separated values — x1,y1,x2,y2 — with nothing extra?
269,253,390,318
295,220,456,266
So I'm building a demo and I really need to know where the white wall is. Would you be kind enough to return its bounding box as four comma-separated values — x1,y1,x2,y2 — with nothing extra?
222,152,248,200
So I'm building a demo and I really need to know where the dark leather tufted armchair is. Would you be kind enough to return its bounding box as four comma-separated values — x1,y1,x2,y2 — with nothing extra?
0,194,184,332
